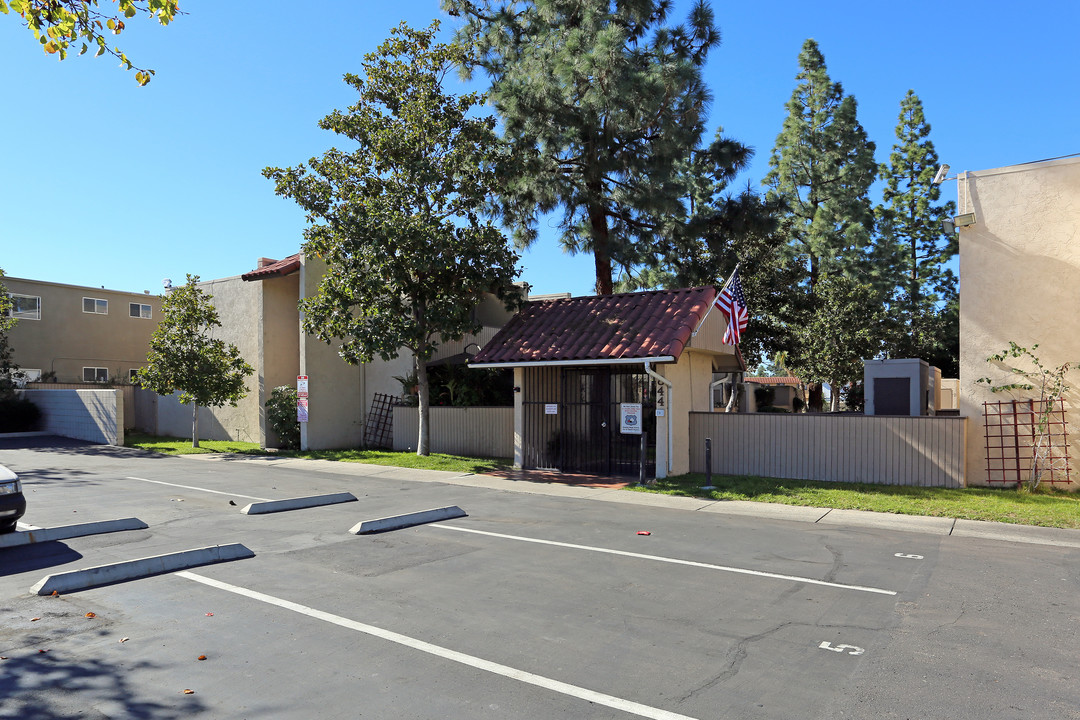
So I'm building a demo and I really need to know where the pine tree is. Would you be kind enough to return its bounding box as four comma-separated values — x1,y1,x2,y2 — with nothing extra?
444,0,729,295
876,90,957,370
764,39,879,410
764,39,877,295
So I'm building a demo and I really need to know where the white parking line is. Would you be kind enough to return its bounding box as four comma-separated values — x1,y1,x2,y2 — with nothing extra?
125,477,271,502
177,571,700,720
433,525,897,596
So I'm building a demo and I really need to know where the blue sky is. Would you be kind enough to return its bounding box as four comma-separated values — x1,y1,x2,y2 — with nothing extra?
3,1,1078,299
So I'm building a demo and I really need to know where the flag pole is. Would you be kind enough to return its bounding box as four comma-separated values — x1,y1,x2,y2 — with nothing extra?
692,261,741,337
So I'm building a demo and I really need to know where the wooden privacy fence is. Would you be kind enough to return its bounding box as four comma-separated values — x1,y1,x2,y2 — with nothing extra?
393,406,514,458
689,413,967,487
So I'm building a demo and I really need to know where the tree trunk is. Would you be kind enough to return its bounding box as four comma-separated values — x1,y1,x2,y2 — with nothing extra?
725,372,742,412
829,382,841,412
588,198,613,295
808,383,824,412
191,402,199,448
415,353,430,457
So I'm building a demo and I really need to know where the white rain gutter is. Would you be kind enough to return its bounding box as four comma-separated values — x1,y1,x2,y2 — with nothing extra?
643,360,673,477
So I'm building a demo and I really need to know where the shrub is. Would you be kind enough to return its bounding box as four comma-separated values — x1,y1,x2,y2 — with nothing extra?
0,396,42,433
265,386,301,449
753,385,776,408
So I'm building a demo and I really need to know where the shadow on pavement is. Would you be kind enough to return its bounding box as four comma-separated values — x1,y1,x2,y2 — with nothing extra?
0,541,83,577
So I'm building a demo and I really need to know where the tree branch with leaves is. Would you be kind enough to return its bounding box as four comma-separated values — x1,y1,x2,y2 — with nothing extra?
1,0,180,84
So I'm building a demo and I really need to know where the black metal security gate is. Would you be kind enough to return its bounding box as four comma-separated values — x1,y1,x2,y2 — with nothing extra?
522,366,655,477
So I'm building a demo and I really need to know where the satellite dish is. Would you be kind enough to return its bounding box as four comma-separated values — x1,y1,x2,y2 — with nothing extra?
162,278,173,289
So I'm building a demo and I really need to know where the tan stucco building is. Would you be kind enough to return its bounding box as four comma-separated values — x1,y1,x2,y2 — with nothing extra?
4,276,161,384
159,253,519,450
957,155,1080,489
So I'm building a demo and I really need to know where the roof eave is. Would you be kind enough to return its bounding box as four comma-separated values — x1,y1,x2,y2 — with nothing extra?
469,356,676,370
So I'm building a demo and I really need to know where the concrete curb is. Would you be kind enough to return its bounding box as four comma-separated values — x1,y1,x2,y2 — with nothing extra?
350,506,467,535
0,518,148,549
951,518,1080,548
29,543,255,595
241,492,357,515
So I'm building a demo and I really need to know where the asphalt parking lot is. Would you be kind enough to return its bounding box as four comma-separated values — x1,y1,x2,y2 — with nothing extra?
1,437,1078,719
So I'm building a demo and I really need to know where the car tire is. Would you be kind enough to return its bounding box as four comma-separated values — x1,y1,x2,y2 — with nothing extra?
0,520,17,534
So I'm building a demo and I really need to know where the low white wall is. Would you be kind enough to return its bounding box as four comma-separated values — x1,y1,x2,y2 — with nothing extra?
22,388,124,445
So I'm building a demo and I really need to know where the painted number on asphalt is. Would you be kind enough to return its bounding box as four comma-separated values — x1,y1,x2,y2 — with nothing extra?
819,641,865,656
894,553,924,559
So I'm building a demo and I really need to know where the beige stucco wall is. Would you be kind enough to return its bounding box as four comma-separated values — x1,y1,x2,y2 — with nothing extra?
261,274,301,447
154,276,264,443
958,156,1080,489
659,350,720,476
299,256,365,449
5,277,161,383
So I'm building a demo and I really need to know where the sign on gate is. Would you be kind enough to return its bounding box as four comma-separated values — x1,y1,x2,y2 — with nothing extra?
620,403,642,434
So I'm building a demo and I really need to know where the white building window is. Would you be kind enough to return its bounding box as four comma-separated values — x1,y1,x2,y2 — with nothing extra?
129,303,152,319
83,367,109,383
4,369,39,387
83,297,109,314
129,368,140,384
7,294,41,320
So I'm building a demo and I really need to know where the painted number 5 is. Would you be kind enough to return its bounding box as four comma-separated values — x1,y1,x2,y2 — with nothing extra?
819,641,864,656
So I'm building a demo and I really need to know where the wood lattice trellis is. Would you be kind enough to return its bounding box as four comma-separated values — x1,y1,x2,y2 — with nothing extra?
983,399,1071,485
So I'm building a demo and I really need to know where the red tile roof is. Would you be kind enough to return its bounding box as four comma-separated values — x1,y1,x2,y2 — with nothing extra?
471,287,716,366
241,254,301,281
745,376,801,385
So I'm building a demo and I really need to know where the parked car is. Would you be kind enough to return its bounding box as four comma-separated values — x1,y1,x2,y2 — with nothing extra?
0,464,26,533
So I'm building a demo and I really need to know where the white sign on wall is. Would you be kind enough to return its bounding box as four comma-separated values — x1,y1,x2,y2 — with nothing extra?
620,403,642,434
544,403,558,415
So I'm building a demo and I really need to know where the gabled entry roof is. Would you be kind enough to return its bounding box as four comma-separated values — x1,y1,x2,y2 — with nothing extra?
470,287,716,368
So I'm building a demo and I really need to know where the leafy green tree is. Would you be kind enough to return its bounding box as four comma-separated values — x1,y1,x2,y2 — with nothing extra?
876,90,957,370
445,0,732,295
1,0,179,84
787,274,895,411
138,275,254,448
263,21,524,456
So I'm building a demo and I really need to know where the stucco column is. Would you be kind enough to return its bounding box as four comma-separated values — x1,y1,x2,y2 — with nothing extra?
513,367,524,469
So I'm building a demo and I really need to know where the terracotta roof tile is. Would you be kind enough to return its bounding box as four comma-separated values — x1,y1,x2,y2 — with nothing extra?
241,254,301,281
471,287,716,366
745,376,801,385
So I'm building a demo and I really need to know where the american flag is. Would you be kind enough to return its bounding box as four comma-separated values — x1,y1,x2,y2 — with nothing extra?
715,270,748,345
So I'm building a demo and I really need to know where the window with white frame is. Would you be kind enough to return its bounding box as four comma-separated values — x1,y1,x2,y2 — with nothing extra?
7,294,41,320
129,368,140,384
83,367,109,383
3,369,38,387
129,303,152,319
83,297,108,314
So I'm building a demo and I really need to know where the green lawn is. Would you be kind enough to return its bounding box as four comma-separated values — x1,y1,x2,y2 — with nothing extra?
123,433,513,474
630,473,1080,529
123,433,1080,529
